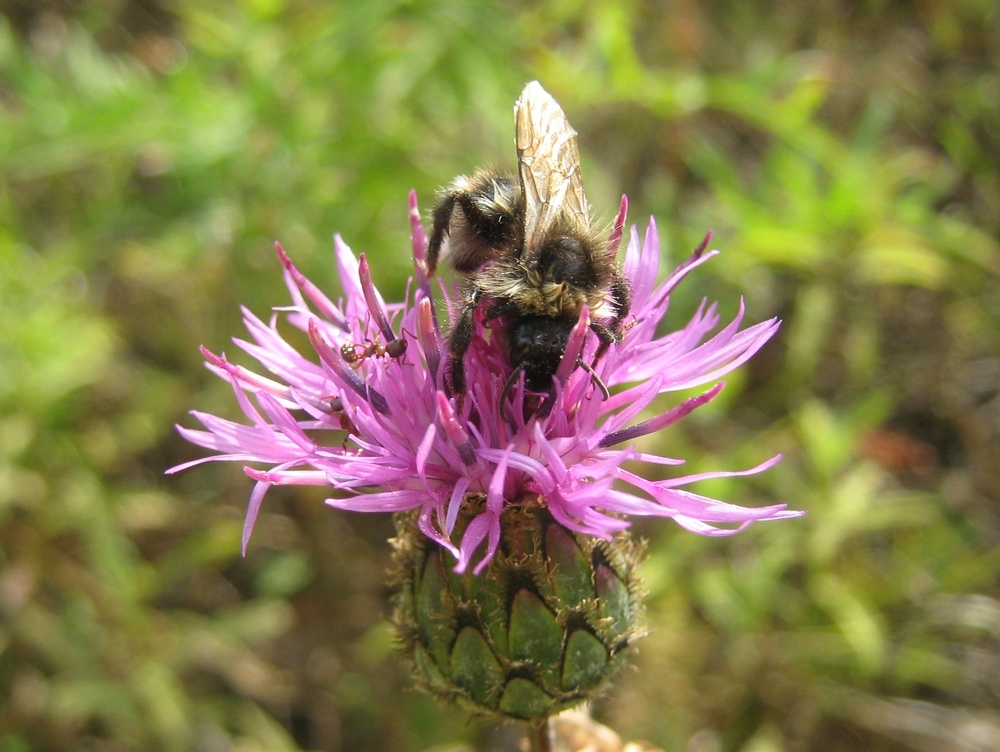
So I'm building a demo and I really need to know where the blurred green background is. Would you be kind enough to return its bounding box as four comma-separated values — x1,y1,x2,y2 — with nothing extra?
1,1,999,750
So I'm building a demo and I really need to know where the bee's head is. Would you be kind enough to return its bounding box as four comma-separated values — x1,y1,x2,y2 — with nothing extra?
509,315,575,390
533,234,600,287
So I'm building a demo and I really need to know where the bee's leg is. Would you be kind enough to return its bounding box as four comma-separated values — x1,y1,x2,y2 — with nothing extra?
427,191,459,276
428,189,489,275
428,176,519,275
534,382,559,420
590,322,622,365
447,285,483,397
499,362,526,424
612,272,632,322
591,273,632,362
575,359,610,400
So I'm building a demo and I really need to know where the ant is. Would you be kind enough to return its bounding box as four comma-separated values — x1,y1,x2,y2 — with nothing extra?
340,334,408,367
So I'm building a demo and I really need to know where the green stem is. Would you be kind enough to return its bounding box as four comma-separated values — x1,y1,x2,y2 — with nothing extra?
526,718,554,752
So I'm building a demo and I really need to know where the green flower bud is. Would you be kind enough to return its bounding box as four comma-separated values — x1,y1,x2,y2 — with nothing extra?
390,498,644,721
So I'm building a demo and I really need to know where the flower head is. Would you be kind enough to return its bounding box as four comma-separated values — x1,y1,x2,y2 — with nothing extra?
170,193,802,574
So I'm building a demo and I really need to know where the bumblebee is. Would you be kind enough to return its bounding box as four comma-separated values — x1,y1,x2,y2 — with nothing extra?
427,81,630,409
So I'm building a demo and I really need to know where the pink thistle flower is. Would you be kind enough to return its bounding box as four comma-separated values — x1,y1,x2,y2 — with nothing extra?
169,192,802,574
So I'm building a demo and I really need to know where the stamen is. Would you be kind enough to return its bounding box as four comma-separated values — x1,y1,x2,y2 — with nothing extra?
534,380,560,421
275,242,348,330
358,254,400,346
693,230,713,258
554,306,590,384
499,363,526,424
408,190,436,317
297,391,338,415
417,298,441,383
599,382,724,447
308,318,390,414
608,194,628,256
200,346,293,400
436,392,479,467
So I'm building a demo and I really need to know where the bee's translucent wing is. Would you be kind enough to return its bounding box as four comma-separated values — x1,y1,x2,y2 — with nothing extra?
515,81,590,255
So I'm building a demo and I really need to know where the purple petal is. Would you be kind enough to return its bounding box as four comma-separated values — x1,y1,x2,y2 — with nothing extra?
172,198,800,562
242,478,270,555
608,195,628,257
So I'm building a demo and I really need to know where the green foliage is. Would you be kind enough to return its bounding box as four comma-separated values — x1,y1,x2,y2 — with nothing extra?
1,1,998,750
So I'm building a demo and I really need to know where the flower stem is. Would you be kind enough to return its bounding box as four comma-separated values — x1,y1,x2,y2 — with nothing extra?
526,718,554,752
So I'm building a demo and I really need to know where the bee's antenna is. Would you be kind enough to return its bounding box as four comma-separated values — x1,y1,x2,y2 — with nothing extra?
499,363,527,424
576,359,611,400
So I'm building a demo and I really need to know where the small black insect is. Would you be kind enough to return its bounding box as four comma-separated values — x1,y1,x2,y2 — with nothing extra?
427,81,630,410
